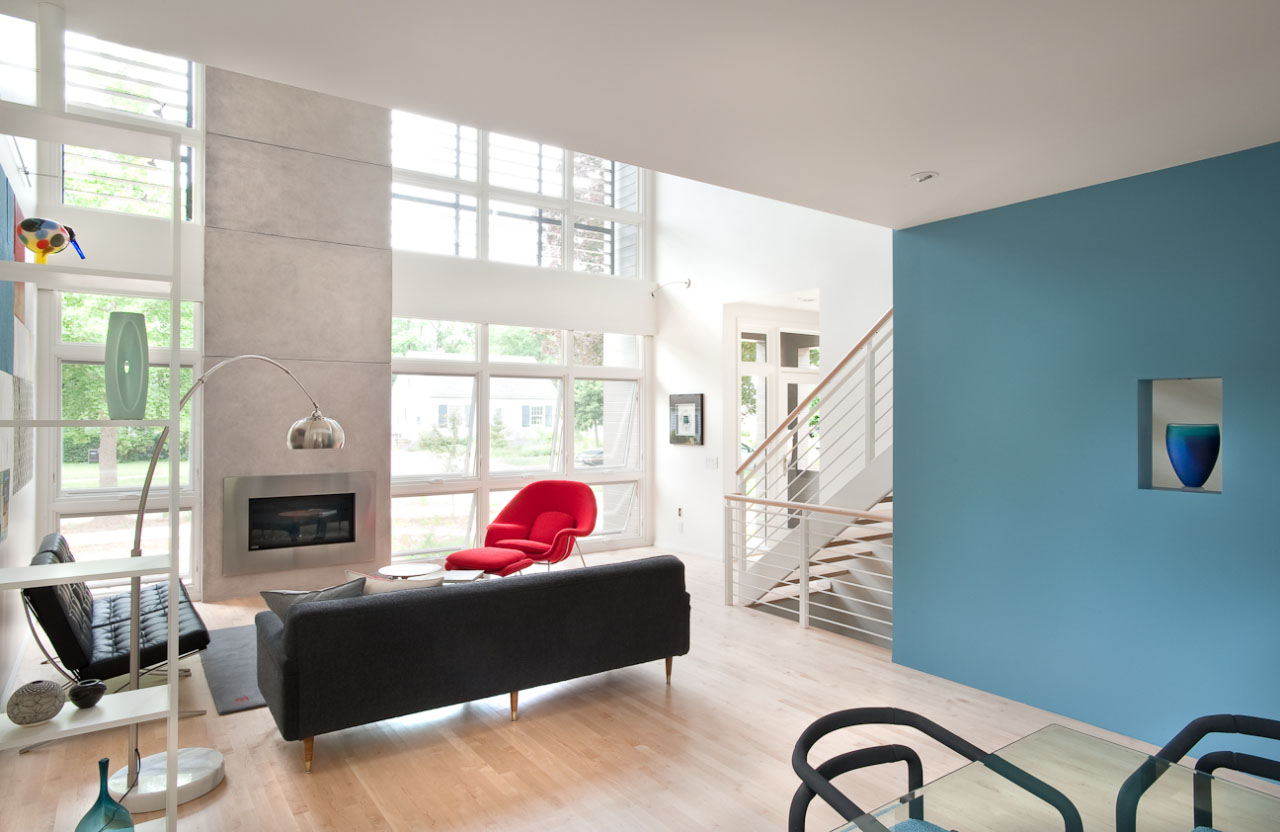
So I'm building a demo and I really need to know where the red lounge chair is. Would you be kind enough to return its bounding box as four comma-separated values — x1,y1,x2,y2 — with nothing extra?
446,480,597,576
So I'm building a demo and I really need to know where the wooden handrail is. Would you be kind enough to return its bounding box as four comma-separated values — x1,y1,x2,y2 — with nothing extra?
724,493,893,524
735,306,893,476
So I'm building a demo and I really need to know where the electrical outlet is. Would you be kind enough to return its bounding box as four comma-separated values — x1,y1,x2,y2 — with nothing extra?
677,507,683,517
705,456,719,470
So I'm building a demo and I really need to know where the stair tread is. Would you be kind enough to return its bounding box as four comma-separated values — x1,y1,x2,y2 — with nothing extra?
824,526,893,544
755,578,832,605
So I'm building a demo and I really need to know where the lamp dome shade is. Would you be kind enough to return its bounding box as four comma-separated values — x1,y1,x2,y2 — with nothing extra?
288,413,344,449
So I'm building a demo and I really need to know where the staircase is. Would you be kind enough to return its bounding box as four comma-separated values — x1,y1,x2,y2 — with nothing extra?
724,308,894,646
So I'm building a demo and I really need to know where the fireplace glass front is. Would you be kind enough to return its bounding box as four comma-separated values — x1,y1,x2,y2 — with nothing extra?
248,492,356,550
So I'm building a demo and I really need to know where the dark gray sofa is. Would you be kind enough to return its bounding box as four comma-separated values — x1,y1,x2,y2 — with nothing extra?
256,555,690,770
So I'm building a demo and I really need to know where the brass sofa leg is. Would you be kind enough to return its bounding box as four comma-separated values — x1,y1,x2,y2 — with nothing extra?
510,691,519,721
303,736,314,772
665,656,673,685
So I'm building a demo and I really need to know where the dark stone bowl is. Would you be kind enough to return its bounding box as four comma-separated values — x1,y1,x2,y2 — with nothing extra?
68,679,107,709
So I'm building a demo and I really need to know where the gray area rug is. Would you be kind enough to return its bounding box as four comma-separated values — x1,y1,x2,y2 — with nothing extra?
199,625,266,715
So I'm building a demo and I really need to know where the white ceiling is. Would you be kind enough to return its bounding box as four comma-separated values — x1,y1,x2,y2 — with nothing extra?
46,0,1280,229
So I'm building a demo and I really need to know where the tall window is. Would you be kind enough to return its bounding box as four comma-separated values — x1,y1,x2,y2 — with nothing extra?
62,31,198,220
391,319,647,558
391,110,645,278
49,292,201,579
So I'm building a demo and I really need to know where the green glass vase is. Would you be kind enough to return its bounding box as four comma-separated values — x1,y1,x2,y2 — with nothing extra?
75,758,134,831
104,311,148,420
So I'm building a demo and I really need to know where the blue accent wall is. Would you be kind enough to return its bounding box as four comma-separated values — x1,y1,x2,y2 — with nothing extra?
893,141,1280,752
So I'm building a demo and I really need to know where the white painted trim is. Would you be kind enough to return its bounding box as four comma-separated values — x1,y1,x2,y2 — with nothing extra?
389,324,650,559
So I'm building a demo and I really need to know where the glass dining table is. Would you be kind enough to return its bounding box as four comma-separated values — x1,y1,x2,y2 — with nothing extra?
834,723,1280,832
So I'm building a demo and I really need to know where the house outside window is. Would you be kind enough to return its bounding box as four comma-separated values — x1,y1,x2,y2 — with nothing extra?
391,319,648,558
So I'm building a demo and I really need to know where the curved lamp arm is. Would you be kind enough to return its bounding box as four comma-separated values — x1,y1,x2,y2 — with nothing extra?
130,354,325,557
125,354,340,786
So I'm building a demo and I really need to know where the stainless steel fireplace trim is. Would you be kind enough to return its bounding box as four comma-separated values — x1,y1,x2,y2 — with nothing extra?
223,471,376,577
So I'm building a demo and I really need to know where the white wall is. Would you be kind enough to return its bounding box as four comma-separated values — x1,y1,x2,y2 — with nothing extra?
393,250,656,336
651,173,891,557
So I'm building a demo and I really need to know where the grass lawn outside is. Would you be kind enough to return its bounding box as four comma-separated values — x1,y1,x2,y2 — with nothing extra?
61,459,190,490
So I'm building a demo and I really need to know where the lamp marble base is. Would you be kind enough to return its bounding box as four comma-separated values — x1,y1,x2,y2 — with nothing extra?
109,747,226,813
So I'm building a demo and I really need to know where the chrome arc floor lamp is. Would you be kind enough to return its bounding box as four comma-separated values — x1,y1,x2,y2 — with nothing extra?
109,354,344,812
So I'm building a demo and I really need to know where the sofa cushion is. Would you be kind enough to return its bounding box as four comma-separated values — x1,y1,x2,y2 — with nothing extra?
260,578,365,619
529,511,575,544
345,570,443,594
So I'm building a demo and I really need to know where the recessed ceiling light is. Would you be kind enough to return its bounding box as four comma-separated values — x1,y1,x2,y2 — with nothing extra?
798,297,817,303
911,171,939,184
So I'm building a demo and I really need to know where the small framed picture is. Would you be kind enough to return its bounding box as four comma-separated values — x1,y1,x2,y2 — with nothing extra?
669,394,703,445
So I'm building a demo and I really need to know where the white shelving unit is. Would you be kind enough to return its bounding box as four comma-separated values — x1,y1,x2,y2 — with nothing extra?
0,555,171,590
2,97,186,828
0,686,169,753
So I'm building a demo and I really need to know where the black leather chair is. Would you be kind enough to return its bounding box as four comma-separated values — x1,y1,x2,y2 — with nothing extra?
1116,713,1280,832
22,533,210,684
790,707,1083,832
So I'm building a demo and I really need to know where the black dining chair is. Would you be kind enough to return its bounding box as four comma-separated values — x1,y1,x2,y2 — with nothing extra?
790,707,1083,832
1116,713,1280,832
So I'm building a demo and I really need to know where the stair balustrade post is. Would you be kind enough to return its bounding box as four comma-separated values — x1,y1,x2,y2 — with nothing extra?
800,514,811,629
723,503,735,606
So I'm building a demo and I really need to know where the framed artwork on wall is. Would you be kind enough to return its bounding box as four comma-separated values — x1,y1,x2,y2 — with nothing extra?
669,394,703,445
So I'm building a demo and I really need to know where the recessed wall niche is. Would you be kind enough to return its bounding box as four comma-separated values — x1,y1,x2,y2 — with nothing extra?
1138,377,1222,493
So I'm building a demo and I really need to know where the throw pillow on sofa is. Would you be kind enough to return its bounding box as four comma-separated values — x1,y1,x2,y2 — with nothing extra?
344,569,443,594
260,577,365,619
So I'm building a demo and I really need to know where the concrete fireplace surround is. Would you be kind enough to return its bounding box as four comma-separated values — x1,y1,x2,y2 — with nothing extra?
201,68,392,601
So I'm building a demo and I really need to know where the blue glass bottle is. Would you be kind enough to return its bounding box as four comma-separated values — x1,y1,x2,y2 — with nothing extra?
75,758,135,831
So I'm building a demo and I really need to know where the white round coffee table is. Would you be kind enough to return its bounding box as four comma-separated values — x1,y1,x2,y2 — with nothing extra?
377,562,444,580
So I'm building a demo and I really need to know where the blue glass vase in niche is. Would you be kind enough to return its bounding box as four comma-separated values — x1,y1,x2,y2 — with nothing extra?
1166,423,1221,490
75,757,134,831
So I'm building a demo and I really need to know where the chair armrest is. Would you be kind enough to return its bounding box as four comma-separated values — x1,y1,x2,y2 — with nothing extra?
485,522,525,548
545,525,591,561
255,610,291,671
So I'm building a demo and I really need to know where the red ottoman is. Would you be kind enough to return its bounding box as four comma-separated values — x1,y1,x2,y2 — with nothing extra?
445,546,533,577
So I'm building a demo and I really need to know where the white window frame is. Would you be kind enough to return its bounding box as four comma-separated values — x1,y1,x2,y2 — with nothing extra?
391,323,650,559
37,290,203,585
41,34,205,224
391,118,648,280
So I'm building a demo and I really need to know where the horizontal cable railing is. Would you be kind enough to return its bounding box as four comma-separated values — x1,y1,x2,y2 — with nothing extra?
724,494,893,646
737,309,893,509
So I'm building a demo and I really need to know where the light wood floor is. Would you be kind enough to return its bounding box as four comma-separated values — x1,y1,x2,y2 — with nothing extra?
0,548,1196,830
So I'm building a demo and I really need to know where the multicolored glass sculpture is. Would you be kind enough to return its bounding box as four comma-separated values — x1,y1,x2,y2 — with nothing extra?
16,217,85,264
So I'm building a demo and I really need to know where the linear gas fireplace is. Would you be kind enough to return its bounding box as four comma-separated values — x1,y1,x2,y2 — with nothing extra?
223,471,375,576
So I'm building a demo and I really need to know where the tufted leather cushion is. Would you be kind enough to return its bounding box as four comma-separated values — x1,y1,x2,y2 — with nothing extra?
23,533,211,681
23,534,96,672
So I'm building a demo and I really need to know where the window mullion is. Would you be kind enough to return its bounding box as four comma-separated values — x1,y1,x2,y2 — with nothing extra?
478,132,490,261
394,168,482,196
476,322,491,545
